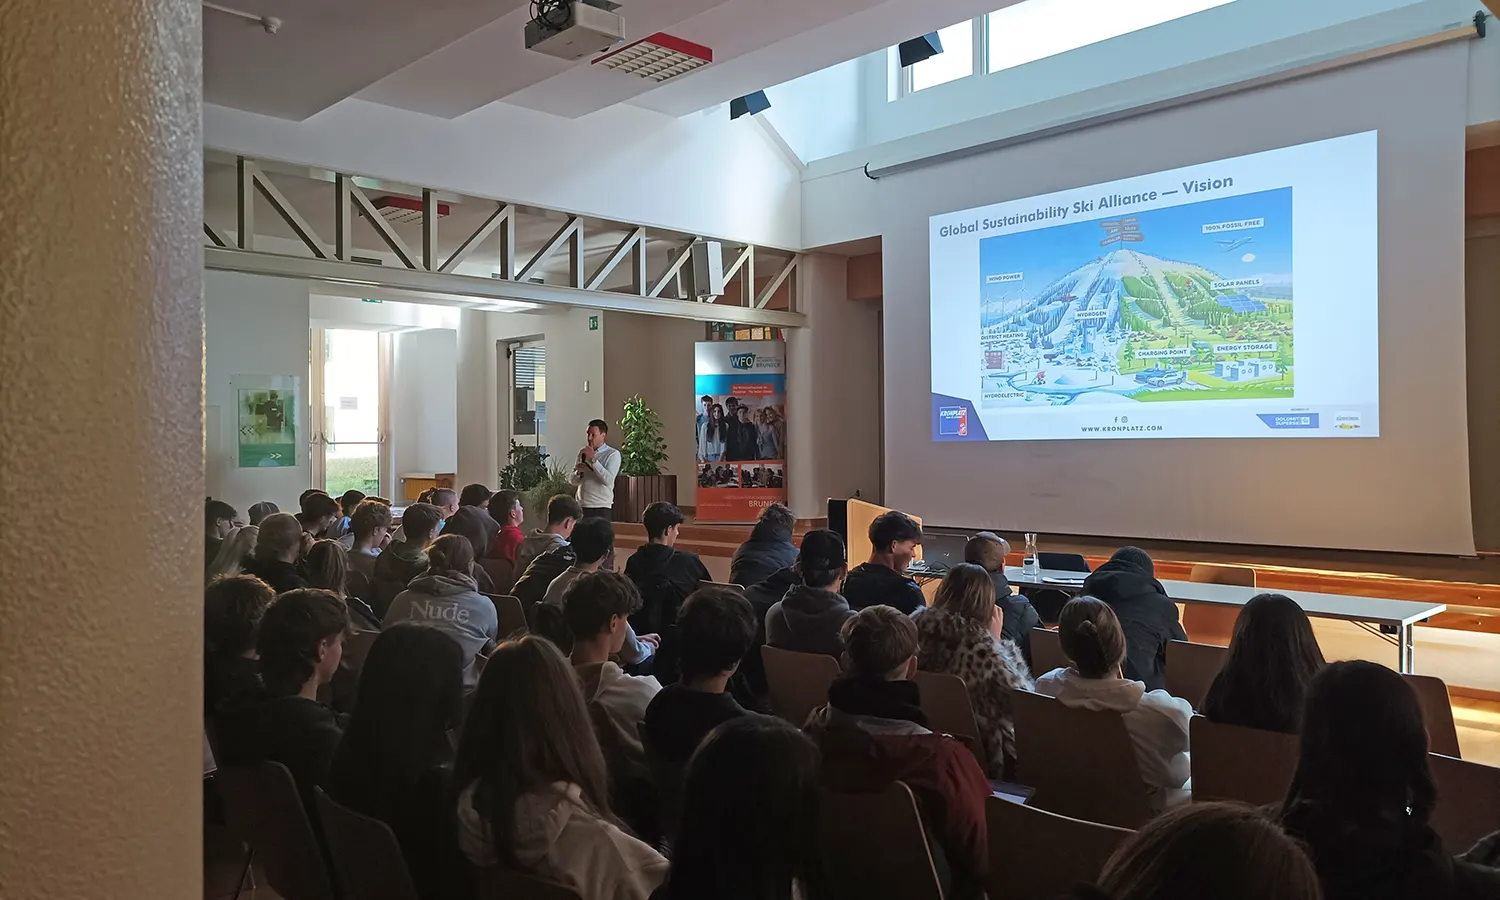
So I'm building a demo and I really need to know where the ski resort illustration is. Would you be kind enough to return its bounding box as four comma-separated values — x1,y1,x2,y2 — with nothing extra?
977,187,1294,408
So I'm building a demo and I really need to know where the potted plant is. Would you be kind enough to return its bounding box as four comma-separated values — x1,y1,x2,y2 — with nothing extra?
499,441,574,529
614,394,676,523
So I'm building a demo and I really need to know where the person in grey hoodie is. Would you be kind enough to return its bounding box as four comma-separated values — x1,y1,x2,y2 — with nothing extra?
385,534,498,687
515,494,582,577
765,530,854,658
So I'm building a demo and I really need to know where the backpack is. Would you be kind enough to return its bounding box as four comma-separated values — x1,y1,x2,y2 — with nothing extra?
511,545,577,613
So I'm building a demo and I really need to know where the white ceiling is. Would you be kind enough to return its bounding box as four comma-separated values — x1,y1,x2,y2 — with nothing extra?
204,0,1013,120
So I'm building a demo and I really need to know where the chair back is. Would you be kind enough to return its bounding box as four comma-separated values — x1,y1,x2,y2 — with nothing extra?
1183,564,1255,644
314,788,419,900
478,866,585,900
820,783,944,900
1164,640,1228,710
697,580,746,594
912,670,980,744
1011,690,1152,828
216,762,335,900
985,795,1132,900
485,593,529,640
1029,627,1069,679
637,722,689,845
346,569,373,604
480,556,517,595
761,644,840,726
1430,752,1500,854
1403,673,1461,758
1189,717,1298,806
328,627,382,712
1037,552,1090,573
369,578,406,620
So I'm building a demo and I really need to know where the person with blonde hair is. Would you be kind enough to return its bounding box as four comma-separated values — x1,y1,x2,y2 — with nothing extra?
207,524,259,582
914,563,1033,779
455,636,667,900
304,538,380,632
1036,596,1192,811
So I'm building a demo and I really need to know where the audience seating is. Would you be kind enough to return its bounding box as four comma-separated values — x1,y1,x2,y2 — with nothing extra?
1029,627,1068,679
1430,752,1500,854
368,578,405,620
1403,673,1462,758
346,570,372,605
314,788,419,900
1164,640,1228,710
1188,717,1298,806
326,627,381,711
480,557,516,595
761,644,840,726
912,670,980,746
1182,564,1255,644
216,762,334,900
1012,689,1153,828
484,593,529,640
697,580,745,594
478,866,585,900
819,783,944,900
985,795,1132,900
1037,552,1090,573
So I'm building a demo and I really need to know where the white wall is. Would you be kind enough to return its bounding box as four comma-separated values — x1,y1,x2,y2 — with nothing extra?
204,98,803,249
489,306,605,477
204,271,311,513
763,59,865,164
602,312,706,509
390,328,458,480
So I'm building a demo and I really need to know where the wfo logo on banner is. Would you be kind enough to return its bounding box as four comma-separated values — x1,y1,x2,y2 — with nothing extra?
728,353,756,370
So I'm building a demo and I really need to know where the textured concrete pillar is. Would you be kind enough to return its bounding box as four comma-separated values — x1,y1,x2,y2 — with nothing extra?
0,2,203,899
457,308,497,487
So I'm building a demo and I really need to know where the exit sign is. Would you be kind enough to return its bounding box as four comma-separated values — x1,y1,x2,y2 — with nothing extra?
361,298,383,304
588,315,599,331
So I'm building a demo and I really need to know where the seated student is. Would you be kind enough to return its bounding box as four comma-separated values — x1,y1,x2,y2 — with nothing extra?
329,489,366,541
340,498,392,578
454,636,668,900
516,494,582,575
214,589,350,804
1036,596,1191,811
488,490,526,563
303,539,381,632
1082,547,1185,692
806,605,991,900
655,717,828,900
1280,661,1500,900
206,525,259,583
241,512,311,594
915,564,1034,780
542,517,615,607
441,506,498,592
205,498,240,569
624,502,711,637
843,511,927,615
565,573,663,828
1201,593,1325,732
297,491,342,541
373,502,443,591
532,517,658,668
459,483,501,549
765,529,856,658
326,625,471,900
1065,802,1321,900
642,587,757,763
204,574,274,718
730,503,799,588
384,534,498,687
963,531,1042,666
247,500,280,527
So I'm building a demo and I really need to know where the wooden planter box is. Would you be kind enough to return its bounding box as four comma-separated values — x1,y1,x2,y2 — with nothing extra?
612,474,678,524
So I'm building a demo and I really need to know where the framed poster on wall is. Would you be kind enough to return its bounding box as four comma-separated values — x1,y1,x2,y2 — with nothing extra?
233,374,300,468
694,341,786,523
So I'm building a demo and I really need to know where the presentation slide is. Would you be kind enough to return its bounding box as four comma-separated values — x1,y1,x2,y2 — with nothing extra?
929,131,1378,442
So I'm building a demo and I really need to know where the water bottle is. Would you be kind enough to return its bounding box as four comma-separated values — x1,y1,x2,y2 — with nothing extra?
1023,533,1040,576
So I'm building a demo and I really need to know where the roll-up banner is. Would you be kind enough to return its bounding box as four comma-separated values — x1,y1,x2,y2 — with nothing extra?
693,341,787,523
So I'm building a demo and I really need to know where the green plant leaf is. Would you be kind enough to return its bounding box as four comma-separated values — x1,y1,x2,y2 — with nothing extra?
618,394,668,477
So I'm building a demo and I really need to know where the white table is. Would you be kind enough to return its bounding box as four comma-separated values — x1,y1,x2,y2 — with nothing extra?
1004,566,1447,674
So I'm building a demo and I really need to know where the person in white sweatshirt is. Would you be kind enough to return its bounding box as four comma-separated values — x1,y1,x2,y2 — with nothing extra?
1035,595,1193,811
454,635,667,900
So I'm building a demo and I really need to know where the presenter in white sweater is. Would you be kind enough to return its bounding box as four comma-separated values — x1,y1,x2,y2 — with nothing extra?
573,419,622,569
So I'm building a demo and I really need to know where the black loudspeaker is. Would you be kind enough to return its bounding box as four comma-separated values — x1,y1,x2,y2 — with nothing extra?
729,91,771,120
827,499,848,542
897,32,943,68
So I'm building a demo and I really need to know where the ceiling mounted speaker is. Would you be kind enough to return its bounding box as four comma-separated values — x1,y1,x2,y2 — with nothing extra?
729,90,771,120
898,32,943,67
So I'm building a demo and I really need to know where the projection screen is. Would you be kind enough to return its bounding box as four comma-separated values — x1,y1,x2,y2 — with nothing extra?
880,43,1474,554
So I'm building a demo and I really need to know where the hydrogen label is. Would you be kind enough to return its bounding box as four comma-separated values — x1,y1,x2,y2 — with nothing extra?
1074,309,1109,321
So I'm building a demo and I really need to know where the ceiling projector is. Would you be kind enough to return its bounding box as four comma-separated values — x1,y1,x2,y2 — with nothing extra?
525,0,625,60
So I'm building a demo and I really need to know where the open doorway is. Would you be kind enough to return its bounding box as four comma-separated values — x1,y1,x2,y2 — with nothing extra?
313,328,387,497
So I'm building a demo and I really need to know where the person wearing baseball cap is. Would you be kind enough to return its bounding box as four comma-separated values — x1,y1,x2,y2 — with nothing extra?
764,529,854,658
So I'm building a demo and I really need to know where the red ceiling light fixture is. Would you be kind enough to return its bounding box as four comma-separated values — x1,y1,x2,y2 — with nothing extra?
371,195,450,226
592,32,713,83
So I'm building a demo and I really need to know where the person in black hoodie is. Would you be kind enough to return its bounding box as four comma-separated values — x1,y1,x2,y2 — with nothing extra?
1280,660,1500,900
643,587,757,764
214,588,349,807
624,502,712,637
842,510,926,615
1081,546,1184,692
241,512,311,594
326,624,471,900
730,503,799,588
204,574,273,719
765,529,855,657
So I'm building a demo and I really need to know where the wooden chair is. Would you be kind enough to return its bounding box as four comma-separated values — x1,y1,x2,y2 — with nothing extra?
912,670,980,744
1164,640,1228,709
314,788,419,900
1011,689,1153,828
216,762,335,900
1183,564,1255,644
1189,717,1299,806
986,795,1132,900
1403,673,1461,758
478,866,584,900
820,783,944,900
1029,627,1069,678
1430,752,1500,854
760,644,840,726
485,593,529,639
480,556,516,595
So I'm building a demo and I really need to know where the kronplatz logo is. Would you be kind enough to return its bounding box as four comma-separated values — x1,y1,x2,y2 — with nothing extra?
728,353,756,370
